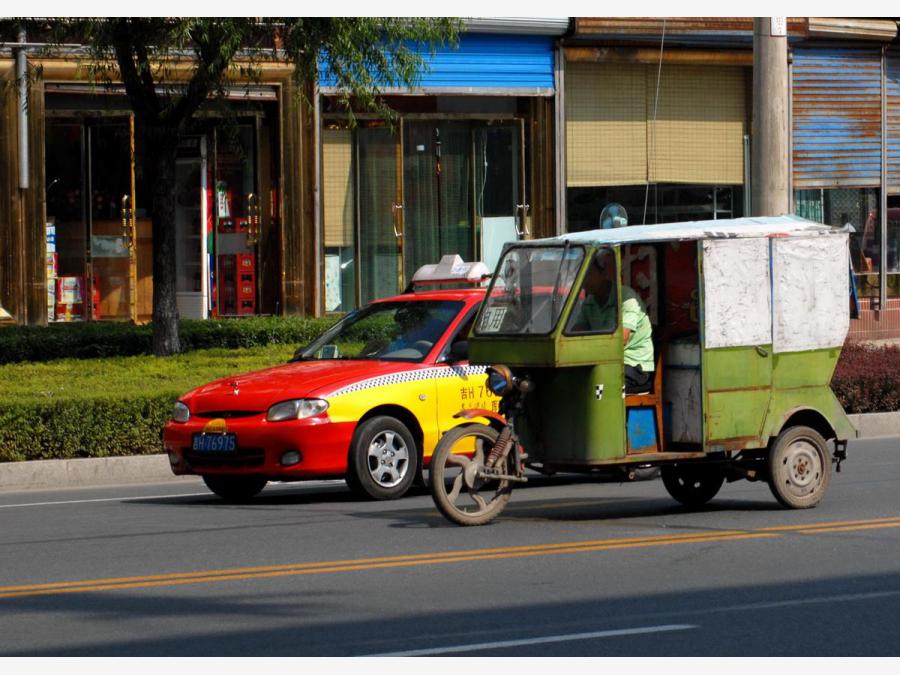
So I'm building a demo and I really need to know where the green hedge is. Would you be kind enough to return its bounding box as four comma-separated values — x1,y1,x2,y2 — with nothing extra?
0,344,296,462
0,315,337,365
0,396,176,462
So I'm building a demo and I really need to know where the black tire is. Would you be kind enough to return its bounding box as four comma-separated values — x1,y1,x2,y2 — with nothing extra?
767,425,831,509
430,424,512,526
202,475,267,502
661,464,725,507
347,416,418,500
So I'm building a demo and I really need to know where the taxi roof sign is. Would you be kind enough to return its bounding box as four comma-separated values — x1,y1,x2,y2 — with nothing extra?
410,255,491,288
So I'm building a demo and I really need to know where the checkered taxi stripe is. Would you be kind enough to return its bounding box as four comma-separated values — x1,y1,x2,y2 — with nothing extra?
329,366,488,397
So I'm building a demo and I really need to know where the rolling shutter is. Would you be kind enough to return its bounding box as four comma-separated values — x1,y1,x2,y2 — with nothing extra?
792,48,882,188
887,49,900,193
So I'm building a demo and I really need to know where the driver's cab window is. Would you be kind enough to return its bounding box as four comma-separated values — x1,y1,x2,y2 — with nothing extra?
565,249,618,335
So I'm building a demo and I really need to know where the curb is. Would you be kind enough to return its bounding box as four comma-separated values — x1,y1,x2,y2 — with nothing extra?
1,411,899,493
0,454,198,492
847,411,900,440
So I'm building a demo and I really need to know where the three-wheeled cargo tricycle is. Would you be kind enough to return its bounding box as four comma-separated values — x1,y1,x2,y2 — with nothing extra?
429,215,858,526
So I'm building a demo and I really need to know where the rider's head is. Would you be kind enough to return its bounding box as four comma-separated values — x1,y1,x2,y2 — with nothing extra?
584,251,615,302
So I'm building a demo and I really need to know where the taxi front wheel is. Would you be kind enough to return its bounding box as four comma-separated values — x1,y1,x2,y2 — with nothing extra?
347,416,418,500
202,475,267,502
767,425,831,509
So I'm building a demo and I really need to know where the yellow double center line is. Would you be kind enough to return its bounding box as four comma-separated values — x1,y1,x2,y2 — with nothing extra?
2,515,899,599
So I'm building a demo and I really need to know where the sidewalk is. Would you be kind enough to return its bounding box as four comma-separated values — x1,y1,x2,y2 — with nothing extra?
2,412,898,492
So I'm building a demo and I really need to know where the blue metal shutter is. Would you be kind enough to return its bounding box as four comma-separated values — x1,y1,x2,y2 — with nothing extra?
887,50,900,192
319,33,555,94
792,48,882,188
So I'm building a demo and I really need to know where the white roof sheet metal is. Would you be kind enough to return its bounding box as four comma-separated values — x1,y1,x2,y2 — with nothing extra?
532,215,839,247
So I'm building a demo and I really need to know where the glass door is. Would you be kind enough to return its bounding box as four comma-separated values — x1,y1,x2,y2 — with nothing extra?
88,117,137,321
403,121,473,279
475,120,526,272
45,120,87,322
357,125,403,304
213,123,259,316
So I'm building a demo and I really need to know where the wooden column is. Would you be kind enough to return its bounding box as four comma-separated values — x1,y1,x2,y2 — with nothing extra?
279,79,317,315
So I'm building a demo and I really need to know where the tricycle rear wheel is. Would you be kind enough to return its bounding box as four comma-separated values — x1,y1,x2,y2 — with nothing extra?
661,464,724,507
430,424,513,526
767,425,831,509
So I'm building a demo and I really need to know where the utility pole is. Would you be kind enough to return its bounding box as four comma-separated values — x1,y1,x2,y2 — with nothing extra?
751,17,790,217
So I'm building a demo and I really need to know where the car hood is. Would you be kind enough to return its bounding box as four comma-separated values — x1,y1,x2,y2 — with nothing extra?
182,359,419,415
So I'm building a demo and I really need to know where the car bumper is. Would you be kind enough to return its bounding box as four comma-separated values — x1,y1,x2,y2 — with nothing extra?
162,416,356,480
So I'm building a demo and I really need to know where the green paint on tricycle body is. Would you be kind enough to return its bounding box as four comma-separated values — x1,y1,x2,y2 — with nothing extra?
518,363,626,463
703,346,773,443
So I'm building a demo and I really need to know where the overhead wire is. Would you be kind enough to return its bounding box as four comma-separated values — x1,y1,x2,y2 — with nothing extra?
642,18,666,225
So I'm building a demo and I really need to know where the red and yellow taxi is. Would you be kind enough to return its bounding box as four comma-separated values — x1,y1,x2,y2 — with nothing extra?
162,257,499,501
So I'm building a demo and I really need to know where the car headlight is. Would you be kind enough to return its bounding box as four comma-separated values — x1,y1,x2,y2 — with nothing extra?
267,399,329,422
486,365,514,396
172,401,191,423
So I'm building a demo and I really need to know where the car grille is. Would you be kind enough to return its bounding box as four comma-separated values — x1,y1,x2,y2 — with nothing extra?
184,447,265,469
193,410,261,419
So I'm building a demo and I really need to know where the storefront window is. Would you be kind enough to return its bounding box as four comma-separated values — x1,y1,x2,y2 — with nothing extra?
795,188,879,297
46,122,87,321
566,184,744,232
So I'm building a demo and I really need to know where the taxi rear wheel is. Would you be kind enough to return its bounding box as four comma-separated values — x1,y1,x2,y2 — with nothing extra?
202,475,267,502
347,416,418,500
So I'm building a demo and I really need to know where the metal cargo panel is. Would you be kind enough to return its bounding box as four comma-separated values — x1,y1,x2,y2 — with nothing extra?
319,34,555,94
887,49,900,192
792,48,882,188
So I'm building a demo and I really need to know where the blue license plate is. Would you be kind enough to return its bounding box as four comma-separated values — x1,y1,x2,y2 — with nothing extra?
192,433,237,453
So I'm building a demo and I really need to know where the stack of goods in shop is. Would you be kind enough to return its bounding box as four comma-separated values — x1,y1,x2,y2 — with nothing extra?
236,253,256,315
55,276,84,322
46,221,57,320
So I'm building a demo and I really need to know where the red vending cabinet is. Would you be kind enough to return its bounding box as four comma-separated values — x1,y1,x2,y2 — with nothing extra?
236,253,256,315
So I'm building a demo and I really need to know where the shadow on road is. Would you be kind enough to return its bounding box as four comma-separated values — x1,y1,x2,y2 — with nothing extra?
2,571,899,656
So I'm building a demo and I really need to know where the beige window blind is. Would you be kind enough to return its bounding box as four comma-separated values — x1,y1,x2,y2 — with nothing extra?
323,128,354,248
566,61,647,187
566,61,746,187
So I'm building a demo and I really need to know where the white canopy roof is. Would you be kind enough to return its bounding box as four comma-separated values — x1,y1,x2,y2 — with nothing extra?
531,215,838,247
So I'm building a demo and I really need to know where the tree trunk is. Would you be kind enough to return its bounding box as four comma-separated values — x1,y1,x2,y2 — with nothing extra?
144,125,182,356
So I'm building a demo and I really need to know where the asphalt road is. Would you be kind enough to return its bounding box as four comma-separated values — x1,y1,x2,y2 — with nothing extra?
1,438,899,657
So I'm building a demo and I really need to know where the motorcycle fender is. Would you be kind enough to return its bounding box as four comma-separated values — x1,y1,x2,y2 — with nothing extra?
453,408,506,429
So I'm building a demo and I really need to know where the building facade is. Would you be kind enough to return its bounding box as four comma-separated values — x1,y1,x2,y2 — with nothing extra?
316,19,567,312
0,49,317,326
560,17,900,341
5,17,900,343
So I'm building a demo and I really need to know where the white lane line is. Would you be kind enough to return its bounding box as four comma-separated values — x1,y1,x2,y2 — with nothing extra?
0,481,348,509
363,624,698,657
713,589,900,614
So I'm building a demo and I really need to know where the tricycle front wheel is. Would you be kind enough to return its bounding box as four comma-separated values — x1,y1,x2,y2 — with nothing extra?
430,424,513,526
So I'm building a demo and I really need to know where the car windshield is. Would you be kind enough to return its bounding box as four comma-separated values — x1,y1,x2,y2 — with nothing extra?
297,300,465,362
476,245,585,335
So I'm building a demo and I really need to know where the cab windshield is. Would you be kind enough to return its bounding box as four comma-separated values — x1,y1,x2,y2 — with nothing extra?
297,300,464,362
476,245,585,335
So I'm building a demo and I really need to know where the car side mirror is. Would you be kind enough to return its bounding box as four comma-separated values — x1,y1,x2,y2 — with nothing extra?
448,340,468,363
290,345,307,362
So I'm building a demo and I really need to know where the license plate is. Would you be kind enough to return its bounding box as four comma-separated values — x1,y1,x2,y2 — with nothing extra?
192,433,237,453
